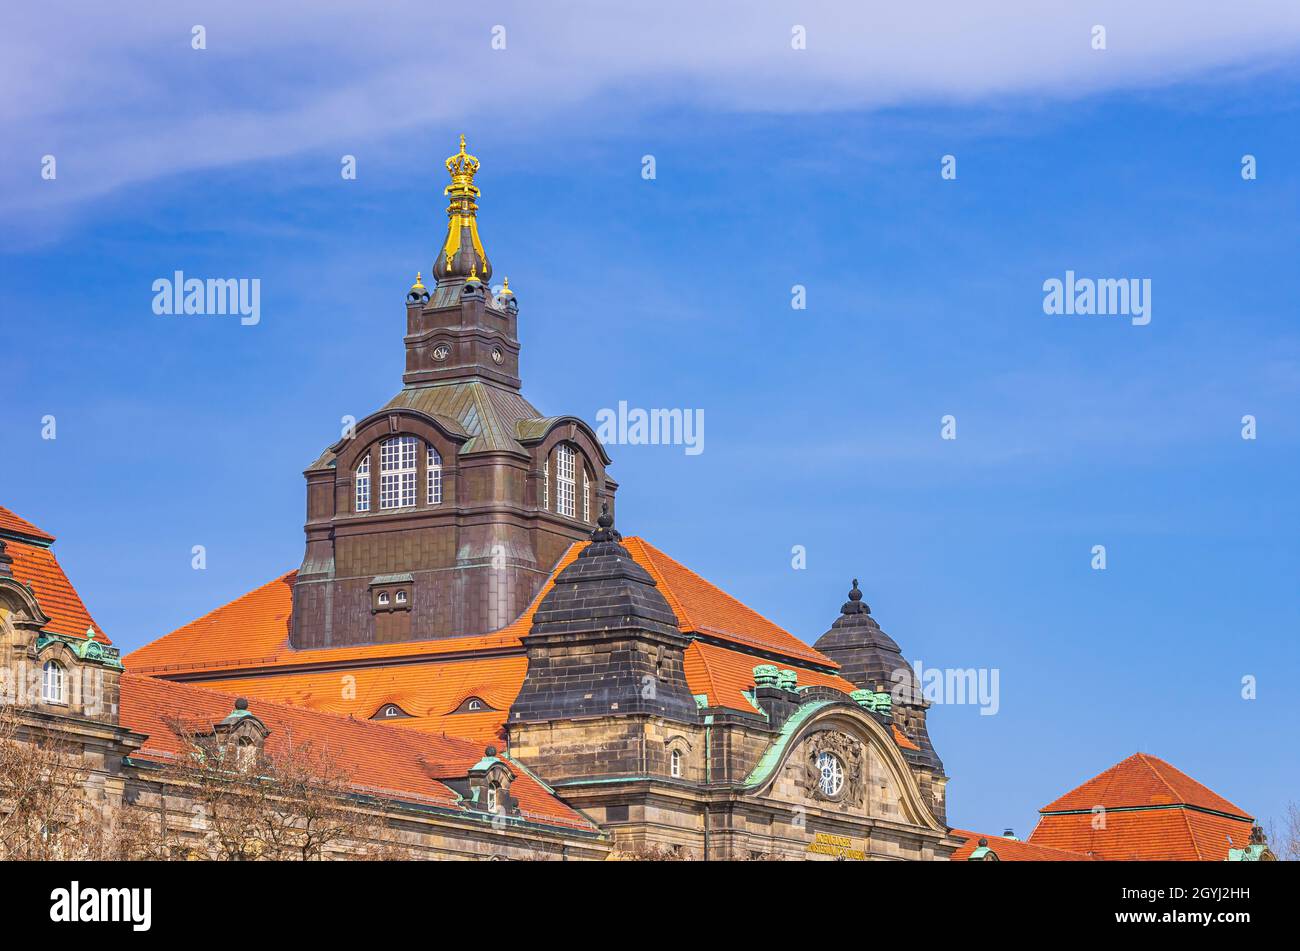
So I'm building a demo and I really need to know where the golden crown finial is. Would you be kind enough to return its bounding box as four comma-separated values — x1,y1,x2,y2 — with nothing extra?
445,133,481,198
410,271,425,292
467,263,481,284
500,276,513,296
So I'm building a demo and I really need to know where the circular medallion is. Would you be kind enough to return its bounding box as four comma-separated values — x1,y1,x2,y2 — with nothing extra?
817,751,844,797
491,347,504,365
432,344,450,362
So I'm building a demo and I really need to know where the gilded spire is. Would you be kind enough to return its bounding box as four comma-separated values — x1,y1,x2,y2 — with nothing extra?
435,133,492,285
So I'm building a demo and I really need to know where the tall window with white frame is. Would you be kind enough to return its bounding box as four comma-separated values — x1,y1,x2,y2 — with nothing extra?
555,444,576,518
670,748,682,778
427,446,442,504
380,436,418,509
42,660,65,704
583,468,591,522
543,457,549,510
355,454,371,513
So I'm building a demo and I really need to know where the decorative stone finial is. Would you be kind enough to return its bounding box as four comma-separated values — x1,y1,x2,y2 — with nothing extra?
485,744,498,758
590,502,621,543
841,579,870,615
407,271,429,304
234,697,249,711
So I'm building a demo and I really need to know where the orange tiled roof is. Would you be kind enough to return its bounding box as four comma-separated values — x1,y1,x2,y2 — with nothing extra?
192,656,527,747
0,504,55,543
1,505,108,644
684,640,856,711
892,724,921,751
118,673,596,832
1029,808,1253,861
128,536,832,674
1027,753,1255,861
624,537,835,667
1039,753,1249,818
949,829,1092,861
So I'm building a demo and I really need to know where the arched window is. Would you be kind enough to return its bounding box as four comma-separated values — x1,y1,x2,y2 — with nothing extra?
380,436,418,509
378,592,390,606
468,699,481,711
395,590,408,605
355,454,370,512
486,782,500,813
427,446,442,505
555,444,576,518
583,468,591,522
42,661,65,704
670,748,682,779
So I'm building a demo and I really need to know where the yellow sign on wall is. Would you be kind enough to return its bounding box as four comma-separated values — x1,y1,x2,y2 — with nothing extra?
806,832,865,860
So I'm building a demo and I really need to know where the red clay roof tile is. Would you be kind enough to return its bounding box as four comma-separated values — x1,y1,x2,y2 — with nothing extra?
1039,752,1249,818
118,673,595,832
1,505,108,643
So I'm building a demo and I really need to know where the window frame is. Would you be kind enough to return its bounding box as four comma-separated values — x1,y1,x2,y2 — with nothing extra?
42,660,65,704
355,453,371,513
427,445,442,505
555,444,576,518
379,436,418,509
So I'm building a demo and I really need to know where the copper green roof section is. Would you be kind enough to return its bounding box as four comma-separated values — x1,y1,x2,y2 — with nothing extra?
384,380,541,456
742,700,833,788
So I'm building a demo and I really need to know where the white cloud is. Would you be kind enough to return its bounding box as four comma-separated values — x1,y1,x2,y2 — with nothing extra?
4,0,1299,215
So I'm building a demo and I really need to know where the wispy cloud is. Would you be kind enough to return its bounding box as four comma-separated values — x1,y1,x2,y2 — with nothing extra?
5,1,1299,220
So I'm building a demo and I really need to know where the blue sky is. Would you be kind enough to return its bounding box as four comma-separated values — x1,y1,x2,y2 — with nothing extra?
2,3,1298,840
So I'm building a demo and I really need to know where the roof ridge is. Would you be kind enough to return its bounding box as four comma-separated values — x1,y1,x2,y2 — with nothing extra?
1137,752,1185,805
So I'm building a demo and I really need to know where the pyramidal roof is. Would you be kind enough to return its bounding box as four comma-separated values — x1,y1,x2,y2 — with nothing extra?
1039,752,1250,818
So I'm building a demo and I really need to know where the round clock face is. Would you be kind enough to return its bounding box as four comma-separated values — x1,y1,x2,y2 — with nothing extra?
491,347,504,365
432,344,450,362
817,751,844,797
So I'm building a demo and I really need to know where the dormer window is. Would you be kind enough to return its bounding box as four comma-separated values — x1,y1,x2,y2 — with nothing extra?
395,590,408,605
427,446,443,504
371,703,412,720
355,454,371,512
380,435,418,509
452,695,493,714
555,443,576,518
42,660,65,704
377,592,390,606
486,782,500,813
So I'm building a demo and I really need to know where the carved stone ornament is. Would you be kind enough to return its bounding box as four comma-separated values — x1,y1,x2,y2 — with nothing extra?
802,731,866,806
